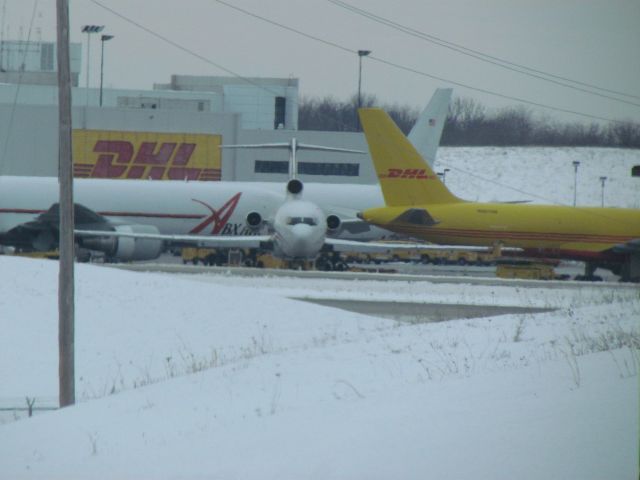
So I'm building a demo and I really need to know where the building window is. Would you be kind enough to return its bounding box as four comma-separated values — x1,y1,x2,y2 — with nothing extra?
274,96,286,129
40,43,54,71
632,165,640,177
255,160,289,174
255,160,359,176
300,162,359,176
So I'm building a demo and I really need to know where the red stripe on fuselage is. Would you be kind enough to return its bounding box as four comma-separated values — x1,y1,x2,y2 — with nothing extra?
98,211,205,220
0,207,206,220
0,208,47,215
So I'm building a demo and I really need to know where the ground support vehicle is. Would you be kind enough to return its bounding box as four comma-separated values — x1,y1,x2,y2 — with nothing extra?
495,258,568,280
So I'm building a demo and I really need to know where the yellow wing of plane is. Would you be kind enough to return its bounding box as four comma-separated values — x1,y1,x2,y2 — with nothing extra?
358,108,640,281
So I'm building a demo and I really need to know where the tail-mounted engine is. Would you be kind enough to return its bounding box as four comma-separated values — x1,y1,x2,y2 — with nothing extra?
287,179,303,196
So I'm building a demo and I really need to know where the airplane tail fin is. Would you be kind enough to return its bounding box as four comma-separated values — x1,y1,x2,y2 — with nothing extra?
407,88,452,166
359,108,462,207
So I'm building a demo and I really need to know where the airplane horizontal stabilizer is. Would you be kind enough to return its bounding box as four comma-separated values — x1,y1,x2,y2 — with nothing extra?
220,142,365,155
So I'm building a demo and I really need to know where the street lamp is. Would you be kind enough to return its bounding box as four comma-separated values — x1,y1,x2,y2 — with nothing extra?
99,34,114,107
356,49,371,130
572,160,580,206
442,168,450,185
81,25,104,106
599,176,607,207
437,168,451,184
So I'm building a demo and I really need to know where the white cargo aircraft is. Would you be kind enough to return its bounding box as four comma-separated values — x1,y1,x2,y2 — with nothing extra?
1,172,400,264
72,138,384,263
0,89,453,264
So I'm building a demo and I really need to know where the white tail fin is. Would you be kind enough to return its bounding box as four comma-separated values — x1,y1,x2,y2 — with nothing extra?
407,88,452,166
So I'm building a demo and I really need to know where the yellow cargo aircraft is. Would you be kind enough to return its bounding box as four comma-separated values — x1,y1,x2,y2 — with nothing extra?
358,108,640,282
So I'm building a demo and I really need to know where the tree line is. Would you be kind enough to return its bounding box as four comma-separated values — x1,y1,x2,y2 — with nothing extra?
298,95,640,148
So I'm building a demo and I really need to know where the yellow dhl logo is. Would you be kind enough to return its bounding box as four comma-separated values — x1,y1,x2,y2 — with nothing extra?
73,131,221,181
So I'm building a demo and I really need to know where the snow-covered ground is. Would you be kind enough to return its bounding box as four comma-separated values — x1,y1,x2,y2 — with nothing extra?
0,255,638,479
436,146,640,208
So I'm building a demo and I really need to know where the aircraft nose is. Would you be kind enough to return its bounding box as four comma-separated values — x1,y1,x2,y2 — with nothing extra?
291,223,314,242
289,224,322,256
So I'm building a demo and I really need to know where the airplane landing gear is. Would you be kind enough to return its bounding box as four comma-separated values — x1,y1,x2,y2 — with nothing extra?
574,262,603,282
619,254,640,283
316,252,348,271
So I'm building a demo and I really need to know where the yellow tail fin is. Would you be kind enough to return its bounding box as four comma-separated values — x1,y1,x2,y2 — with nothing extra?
359,108,461,206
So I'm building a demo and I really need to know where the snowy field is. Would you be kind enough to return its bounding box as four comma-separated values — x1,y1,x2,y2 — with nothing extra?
435,146,640,208
1,146,639,479
0,255,638,479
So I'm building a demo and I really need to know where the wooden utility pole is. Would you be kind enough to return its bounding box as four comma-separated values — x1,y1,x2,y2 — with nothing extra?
56,0,75,407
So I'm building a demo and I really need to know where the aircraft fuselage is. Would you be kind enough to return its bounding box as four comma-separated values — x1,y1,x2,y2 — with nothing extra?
363,201,640,262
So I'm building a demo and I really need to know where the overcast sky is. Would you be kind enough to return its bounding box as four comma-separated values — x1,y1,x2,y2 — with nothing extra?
4,0,640,123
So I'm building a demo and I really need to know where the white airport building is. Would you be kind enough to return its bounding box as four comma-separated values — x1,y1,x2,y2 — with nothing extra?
0,40,375,184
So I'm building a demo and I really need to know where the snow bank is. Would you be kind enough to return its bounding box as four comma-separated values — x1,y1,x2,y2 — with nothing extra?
1,256,638,479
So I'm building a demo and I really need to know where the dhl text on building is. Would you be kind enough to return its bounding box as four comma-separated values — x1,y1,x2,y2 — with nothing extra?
72,130,221,181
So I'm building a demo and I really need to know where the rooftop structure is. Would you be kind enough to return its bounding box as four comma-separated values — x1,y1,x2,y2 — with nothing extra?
0,40,82,86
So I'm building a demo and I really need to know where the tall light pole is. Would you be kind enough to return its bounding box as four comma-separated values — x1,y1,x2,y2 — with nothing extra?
599,176,607,207
99,34,114,107
356,49,371,130
572,160,580,206
81,25,104,107
443,168,450,185
438,168,451,185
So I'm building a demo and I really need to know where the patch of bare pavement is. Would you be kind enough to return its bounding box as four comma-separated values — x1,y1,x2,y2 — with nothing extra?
107,261,635,290
295,298,555,324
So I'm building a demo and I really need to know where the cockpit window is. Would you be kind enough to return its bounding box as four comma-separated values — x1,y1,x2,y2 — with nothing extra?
286,216,317,226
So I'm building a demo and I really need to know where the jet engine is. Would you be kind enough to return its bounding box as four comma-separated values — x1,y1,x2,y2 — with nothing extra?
80,224,163,261
326,214,341,233
246,211,263,229
287,179,303,196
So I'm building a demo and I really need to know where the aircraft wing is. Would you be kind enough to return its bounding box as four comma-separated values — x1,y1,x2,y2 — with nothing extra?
318,204,373,235
338,219,373,234
324,238,519,254
2,203,114,251
75,229,273,249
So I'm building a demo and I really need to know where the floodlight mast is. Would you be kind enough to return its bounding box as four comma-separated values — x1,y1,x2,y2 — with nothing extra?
99,34,114,107
81,24,104,107
357,49,371,110
572,160,580,206
356,49,371,130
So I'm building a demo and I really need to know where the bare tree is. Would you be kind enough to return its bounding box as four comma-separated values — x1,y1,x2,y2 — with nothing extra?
298,94,640,148
608,121,640,148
